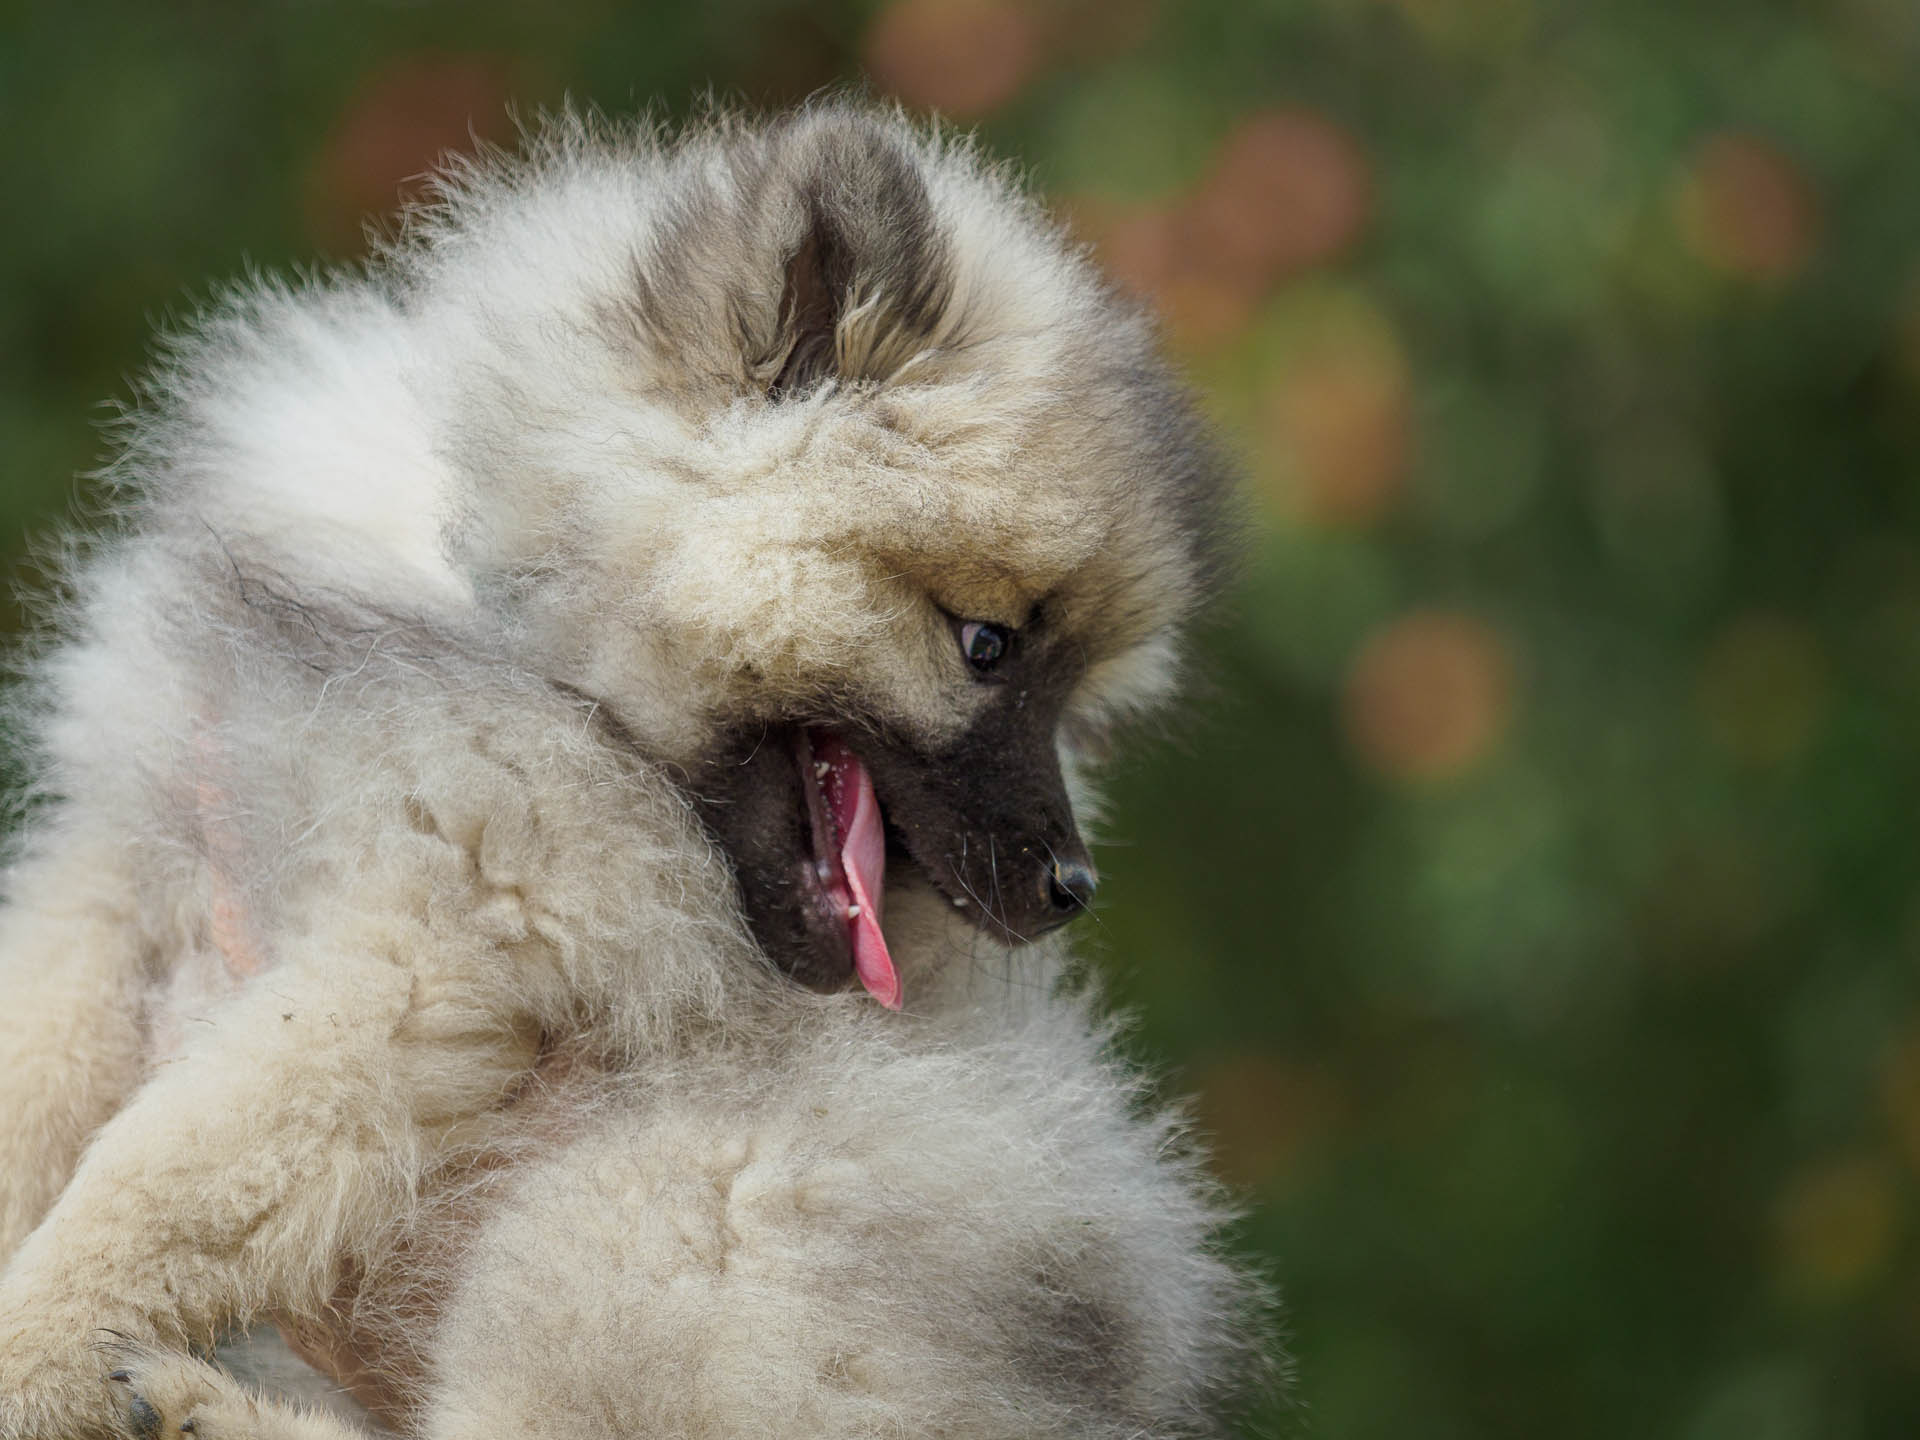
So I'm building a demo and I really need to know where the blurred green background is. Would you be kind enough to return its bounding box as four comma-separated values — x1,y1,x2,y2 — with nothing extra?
6,1,1920,1435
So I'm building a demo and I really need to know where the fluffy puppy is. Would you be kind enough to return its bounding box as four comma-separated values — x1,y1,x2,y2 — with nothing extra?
105,985,1264,1439
0,103,1246,1438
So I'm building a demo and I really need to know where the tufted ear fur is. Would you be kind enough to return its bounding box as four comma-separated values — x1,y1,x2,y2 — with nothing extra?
764,119,953,397
616,111,960,403
769,192,847,397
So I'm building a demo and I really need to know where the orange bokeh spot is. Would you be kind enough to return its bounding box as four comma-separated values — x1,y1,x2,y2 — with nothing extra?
1271,364,1408,525
1094,203,1180,301
1069,108,1371,353
865,0,1041,119
307,54,513,252
1343,611,1514,782
1259,312,1410,526
1188,109,1372,290
1082,206,1247,349
1677,131,1820,284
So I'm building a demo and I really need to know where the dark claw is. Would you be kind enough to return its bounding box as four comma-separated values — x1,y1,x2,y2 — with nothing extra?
127,1393,163,1440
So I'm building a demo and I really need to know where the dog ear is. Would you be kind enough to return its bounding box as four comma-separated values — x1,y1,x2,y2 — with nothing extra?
615,112,954,400
770,191,851,398
765,118,952,398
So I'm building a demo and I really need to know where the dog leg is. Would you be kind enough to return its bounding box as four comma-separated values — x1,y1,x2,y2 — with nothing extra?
0,831,151,1264
102,1346,370,1440
0,954,535,1440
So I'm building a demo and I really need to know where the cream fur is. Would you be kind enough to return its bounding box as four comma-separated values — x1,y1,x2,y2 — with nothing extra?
0,102,1256,1439
104,989,1262,1439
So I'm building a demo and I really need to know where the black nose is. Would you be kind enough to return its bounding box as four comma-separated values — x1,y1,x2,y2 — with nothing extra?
1046,856,1098,915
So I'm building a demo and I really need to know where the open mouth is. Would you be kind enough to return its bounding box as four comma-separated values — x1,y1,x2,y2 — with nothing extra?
688,712,1086,1009
793,728,900,1009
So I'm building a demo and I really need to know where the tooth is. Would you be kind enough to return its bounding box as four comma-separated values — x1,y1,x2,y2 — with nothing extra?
814,761,829,777
954,897,968,909
847,904,861,918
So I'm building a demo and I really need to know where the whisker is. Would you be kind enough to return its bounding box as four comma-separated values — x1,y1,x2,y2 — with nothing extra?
738,722,770,767
953,831,1037,965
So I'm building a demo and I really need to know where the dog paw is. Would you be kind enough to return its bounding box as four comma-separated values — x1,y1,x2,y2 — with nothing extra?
0,1319,128,1439
103,1348,253,1440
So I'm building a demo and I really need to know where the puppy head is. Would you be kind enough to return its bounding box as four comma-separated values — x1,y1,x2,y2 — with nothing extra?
280,105,1238,1001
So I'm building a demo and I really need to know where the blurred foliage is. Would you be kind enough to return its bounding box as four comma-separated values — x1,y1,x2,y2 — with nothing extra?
6,1,1920,1436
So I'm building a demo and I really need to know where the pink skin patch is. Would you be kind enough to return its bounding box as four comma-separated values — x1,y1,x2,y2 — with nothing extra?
195,720,264,980
804,732,900,1009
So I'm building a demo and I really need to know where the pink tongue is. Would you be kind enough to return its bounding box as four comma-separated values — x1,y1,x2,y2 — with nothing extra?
814,736,899,1009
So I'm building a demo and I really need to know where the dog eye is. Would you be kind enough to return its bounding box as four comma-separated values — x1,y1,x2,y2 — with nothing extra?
959,621,1010,673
